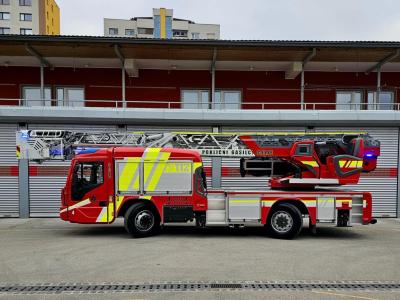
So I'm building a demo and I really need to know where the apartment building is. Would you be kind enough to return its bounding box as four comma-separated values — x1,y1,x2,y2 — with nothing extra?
104,8,220,39
0,0,60,35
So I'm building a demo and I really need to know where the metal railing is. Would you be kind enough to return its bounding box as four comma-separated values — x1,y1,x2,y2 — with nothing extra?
0,98,399,111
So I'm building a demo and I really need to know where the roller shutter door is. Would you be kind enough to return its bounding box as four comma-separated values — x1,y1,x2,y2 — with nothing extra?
0,124,19,217
28,124,120,217
220,127,305,190
127,125,213,187
315,127,398,217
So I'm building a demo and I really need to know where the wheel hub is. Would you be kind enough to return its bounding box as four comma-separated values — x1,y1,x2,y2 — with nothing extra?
271,211,293,233
135,210,154,232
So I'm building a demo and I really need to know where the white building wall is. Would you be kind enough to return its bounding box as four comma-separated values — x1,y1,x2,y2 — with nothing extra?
188,23,220,39
0,0,39,34
104,9,220,39
104,18,137,37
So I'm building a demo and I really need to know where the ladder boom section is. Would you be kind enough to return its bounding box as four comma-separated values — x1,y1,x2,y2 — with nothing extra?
16,129,380,187
17,129,379,158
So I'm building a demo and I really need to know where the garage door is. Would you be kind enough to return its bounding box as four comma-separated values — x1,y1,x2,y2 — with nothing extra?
315,127,398,217
28,124,120,217
220,127,305,190
0,124,19,217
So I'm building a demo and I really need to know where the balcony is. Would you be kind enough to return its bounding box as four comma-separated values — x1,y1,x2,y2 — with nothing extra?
1,98,399,111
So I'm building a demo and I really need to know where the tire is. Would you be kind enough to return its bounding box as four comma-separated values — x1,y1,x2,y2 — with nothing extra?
266,203,303,239
124,202,161,238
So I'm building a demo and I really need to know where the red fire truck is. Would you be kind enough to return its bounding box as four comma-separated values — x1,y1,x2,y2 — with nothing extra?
17,131,380,239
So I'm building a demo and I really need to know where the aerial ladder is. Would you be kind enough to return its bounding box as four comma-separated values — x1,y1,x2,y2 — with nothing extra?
16,130,380,189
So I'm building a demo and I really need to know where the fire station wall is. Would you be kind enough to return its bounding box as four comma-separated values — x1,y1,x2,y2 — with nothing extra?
1,66,399,107
0,124,19,217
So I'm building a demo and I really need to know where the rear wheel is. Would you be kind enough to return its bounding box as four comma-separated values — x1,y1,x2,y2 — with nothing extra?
124,203,160,238
266,203,303,239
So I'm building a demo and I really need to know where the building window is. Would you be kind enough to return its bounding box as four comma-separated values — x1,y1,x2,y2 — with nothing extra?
336,91,362,110
22,86,52,107
56,87,85,107
20,28,33,35
19,0,32,6
213,90,241,109
0,12,10,20
367,91,394,110
108,27,118,35
182,90,209,109
0,27,10,34
0,0,10,5
137,27,153,35
125,29,135,36
191,32,200,39
207,33,216,39
173,30,188,37
20,13,32,21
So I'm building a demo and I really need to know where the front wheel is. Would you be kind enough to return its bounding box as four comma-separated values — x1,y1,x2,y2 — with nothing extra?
124,203,160,238
266,203,303,239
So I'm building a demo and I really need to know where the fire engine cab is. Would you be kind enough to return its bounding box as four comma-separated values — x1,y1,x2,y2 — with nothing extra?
17,130,380,239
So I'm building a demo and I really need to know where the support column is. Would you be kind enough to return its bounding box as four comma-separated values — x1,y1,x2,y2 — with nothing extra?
211,67,215,107
211,126,221,188
376,67,381,110
300,70,305,110
18,159,29,218
40,64,44,105
122,65,126,108
210,48,217,109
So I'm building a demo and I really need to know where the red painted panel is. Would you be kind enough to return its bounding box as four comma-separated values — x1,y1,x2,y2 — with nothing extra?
0,66,399,107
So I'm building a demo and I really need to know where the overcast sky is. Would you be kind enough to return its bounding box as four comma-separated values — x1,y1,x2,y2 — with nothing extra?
58,0,400,41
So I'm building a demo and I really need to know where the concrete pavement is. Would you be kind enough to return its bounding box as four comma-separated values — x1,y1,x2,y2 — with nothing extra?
0,218,399,299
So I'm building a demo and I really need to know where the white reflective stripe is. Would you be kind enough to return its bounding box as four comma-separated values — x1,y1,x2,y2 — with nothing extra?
363,200,367,208
60,198,90,214
96,207,107,223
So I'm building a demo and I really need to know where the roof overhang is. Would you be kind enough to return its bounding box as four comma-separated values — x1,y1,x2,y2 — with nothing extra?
1,35,400,72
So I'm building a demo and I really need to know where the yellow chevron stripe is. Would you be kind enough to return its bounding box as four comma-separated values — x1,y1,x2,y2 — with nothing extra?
146,152,171,192
301,161,319,167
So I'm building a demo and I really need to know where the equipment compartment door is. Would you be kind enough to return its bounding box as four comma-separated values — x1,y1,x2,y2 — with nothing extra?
317,197,335,222
228,195,260,221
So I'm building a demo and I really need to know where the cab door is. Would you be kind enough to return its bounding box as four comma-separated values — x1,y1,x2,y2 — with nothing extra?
69,157,112,223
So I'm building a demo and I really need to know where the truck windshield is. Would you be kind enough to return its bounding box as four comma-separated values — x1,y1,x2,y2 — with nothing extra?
71,161,104,200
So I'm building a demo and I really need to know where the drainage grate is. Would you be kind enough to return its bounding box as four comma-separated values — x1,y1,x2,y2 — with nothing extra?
0,281,399,295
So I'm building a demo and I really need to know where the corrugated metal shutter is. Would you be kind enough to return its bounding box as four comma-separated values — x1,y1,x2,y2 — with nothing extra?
220,127,305,190
28,124,120,217
0,124,19,217
128,125,213,187
315,127,398,217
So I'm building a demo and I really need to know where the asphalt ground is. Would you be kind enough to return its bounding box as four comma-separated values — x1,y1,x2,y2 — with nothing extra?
0,218,399,299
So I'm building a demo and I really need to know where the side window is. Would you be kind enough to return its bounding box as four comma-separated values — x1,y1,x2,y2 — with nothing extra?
195,167,207,195
71,162,104,200
295,144,312,156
